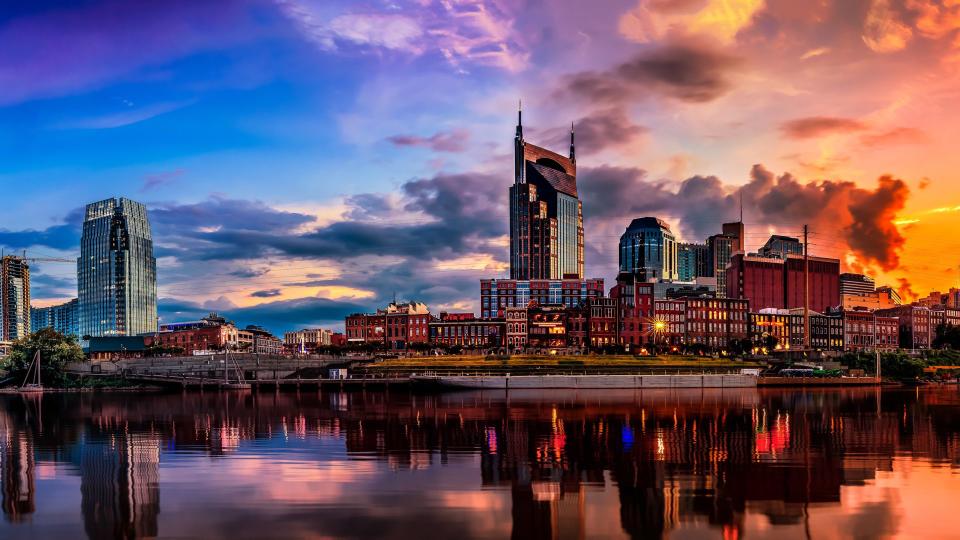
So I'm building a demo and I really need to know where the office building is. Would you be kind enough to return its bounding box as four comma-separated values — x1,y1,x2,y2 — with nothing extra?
480,278,604,319
30,298,79,336
677,242,709,281
509,108,583,280
758,235,803,259
618,217,678,280
707,233,736,298
77,198,157,337
722,221,745,253
727,251,840,313
840,273,876,296
0,256,30,342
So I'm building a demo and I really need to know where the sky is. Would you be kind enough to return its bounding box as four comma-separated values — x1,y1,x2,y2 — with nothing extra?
2,0,960,335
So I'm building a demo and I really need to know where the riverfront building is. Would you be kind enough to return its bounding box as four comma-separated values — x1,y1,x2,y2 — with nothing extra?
30,298,78,337
0,256,30,342
726,251,841,313
480,278,605,319
345,301,431,350
429,312,505,348
508,108,583,280
77,198,157,337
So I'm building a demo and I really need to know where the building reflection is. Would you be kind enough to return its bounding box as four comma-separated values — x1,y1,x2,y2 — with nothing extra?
0,387,959,538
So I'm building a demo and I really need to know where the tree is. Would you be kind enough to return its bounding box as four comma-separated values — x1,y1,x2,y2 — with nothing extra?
4,329,84,387
934,324,960,350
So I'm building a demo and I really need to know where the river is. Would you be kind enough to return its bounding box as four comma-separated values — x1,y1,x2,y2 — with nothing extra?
0,386,958,539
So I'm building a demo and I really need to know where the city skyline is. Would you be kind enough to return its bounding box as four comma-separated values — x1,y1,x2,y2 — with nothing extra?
2,0,959,334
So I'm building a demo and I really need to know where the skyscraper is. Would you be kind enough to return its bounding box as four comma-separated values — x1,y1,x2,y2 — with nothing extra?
618,217,678,281
509,107,584,280
677,242,709,281
0,256,30,341
78,198,157,338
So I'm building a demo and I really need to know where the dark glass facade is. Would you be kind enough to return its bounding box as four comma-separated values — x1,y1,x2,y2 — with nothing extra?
509,111,583,280
30,298,78,336
78,198,157,337
618,217,678,280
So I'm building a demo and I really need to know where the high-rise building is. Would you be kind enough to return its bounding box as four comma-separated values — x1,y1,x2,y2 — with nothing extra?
722,221,745,253
0,256,30,342
708,234,736,298
509,108,584,280
30,298,79,336
77,198,157,338
840,273,876,296
618,217,678,281
677,242,709,281
758,235,803,259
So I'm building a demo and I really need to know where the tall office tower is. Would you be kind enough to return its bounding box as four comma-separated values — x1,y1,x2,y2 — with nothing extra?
618,217,678,281
77,198,157,337
0,256,31,341
677,242,709,281
722,221,745,253
758,235,803,259
509,107,584,280
708,234,736,299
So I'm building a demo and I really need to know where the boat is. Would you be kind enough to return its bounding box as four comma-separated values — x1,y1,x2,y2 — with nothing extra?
411,373,758,390
18,351,44,393
220,351,251,390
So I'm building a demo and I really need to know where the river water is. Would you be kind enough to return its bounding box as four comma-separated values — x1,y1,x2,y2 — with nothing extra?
0,386,958,539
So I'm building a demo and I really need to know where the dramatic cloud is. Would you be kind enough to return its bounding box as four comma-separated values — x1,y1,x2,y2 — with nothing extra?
562,41,742,103
780,116,867,139
544,108,648,155
387,129,470,152
579,163,910,271
275,0,528,71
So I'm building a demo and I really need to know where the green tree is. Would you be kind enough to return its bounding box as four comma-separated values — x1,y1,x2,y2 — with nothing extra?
5,328,84,387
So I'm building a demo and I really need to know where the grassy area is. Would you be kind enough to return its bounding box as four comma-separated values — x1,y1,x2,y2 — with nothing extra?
370,354,761,369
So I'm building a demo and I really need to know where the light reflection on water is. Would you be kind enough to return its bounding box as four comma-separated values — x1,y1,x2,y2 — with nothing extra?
0,387,959,539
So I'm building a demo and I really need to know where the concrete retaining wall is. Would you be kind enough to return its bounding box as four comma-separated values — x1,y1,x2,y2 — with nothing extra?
437,374,756,389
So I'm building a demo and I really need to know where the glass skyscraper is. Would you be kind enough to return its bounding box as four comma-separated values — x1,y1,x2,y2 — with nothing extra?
77,198,157,337
31,298,79,337
618,217,678,281
508,108,584,280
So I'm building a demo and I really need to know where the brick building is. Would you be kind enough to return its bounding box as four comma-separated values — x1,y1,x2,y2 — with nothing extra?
727,253,840,313
843,310,899,352
345,302,431,350
610,273,654,348
876,305,932,350
505,307,528,349
684,298,749,349
428,313,504,348
480,278,604,319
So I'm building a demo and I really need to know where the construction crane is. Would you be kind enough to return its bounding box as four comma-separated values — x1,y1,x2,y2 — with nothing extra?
0,250,74,264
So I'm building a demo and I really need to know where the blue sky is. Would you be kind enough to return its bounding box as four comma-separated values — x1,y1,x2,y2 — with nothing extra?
2,0,957,334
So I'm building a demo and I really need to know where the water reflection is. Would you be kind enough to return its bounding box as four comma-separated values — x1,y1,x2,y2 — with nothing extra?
0,387,958,539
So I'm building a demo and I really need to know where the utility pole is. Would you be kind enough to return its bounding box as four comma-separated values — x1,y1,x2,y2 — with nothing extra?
874,314,881,382
803,225,810,350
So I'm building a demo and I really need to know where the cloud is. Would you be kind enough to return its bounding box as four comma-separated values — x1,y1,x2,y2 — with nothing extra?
54,100,195,130
562,40,742,104
579,163,911,271
250,289,283,298
780,116,867,139
0,208,83,251
800,47,830,60
859,126,926,146
619,0,764,44
159,295,369,334
229,267,271,278
275,0,528,72
141,169,186,192
543,108,649,155
862,0,913,53
388,129,470,152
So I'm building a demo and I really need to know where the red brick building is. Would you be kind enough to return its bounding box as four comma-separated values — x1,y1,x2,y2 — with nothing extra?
653,299,686,347
345,302,430,350
876,305,933,350
684,298,749,349
146,324,238,354
843,310,899,352
428,313,504,348
505,307,528,349
480,278,604,319
611,273,654,349
727,253,840,313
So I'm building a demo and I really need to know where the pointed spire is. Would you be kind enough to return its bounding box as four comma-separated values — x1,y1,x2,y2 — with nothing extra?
516,99,523,139
569,121,576,163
